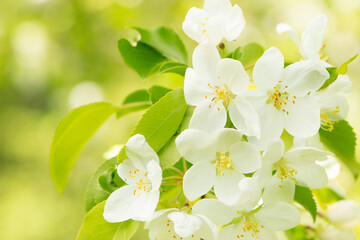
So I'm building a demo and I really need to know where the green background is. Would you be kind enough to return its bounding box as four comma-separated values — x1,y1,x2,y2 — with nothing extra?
0,0,359,239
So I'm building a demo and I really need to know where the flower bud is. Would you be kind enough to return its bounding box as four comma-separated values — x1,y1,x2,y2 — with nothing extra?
327,200,360,229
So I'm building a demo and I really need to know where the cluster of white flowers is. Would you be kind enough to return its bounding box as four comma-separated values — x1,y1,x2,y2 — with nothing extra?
102,0,359,239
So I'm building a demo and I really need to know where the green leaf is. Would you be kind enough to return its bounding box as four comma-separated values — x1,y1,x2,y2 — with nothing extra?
160,62,187,76
319,120,359,179
116,102,151,118
76,201,140,240
84,158,117,212
49,102,116,194
118,39,167,79
319,67,338,90
134,27,188,64
122,89,150,104
338,54,358,75
148,85,171,104
158,107,193,169
117,88,188,163
239,43,264,67
294,185,317,222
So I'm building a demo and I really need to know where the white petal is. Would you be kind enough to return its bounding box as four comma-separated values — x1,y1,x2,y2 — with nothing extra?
283,96,320,138
253,47,284,92
327,200,360,229
184,68,213,106
289,163,328,189
276,23,304,57
293,133,322,149
235,177,262,211
224,4,245,41
194,215,218,240
131,191,160,221
192,42,221,82
212,128,243,153
189,101,227,132
254,201,300,231
117,159,138,185
323,74,352,97
253,165,273,189
168,212,202,238
216,58,249,94
204,0,231,16
320,94,348,120
282,60,329,96
192,199,237,226
175,129,215,164
261,139,284,166
125,134,159,169
320,225,357,240
103,186,136,222
248,104,284,150
182,8,208,43
202,17,226,45
301,14,327,60
147,160,162,191
262,175,295,204
183,161,216,201
229,96,261,138
230,142,262,173
214,171,244,205
146,209,178,240
284,147,331,165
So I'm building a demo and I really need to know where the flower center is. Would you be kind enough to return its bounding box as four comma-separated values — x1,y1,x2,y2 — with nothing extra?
267,81,297,115
320,105,340,132
234,214,264,239
275,163,298,187
214,152,235,176
206,82,236,110
127,169,152,195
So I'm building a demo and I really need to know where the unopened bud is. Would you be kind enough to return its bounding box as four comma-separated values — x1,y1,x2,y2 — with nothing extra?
327,200,360,229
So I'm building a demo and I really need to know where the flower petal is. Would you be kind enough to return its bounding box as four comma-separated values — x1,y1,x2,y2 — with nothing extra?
247,104,284,150
184,68,213,106
262,175,295,204
276,23,305,57
230,142,262,173
253,47,284,92
182,8,208,43
224,4,245,41
214,171,244,205
254,201,300,231
192,199,237,226
192,42,221,82
147,160,162,191
301,14,327,60
212,128,243,153
290,163,328,189
235,177,262,211
146,209,178,240
283,147,331,165
261,139,284,166
327,200,360,229
103,185,136,222
131,191,160,221
283,96,320,138
282,60,329,96
216,59,249,94
125,134,159,169
183,161,216,201
175,129,215,164
168,212,202,238
117,159,138,185
194,214,218,240
204,0,231,16
189,101,227,132
229,96,261,138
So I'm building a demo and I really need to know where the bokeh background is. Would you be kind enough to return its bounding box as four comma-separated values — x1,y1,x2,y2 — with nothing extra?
0,0,359,239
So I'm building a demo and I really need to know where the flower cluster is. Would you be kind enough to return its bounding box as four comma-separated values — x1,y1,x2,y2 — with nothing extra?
102,0,359,239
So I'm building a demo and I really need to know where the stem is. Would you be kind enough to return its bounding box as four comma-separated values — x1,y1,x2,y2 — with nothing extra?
168,167,184,177
163,176,183,181
182,158,188,172
244,63,255,71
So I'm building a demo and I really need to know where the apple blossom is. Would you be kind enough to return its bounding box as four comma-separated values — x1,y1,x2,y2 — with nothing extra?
255,139,331,203
327,200,360,229
184,41,261,137
146,209,217,240
182,0,245,45
246,47,329,149
276,14,329,65
175,128,261,205
103,134,162,222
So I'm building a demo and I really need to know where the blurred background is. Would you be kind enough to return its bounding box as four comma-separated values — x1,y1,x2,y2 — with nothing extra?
0,0,359,239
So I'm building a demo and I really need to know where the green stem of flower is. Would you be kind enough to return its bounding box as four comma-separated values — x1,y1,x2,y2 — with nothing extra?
244,63,255,71
168,167,184,177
